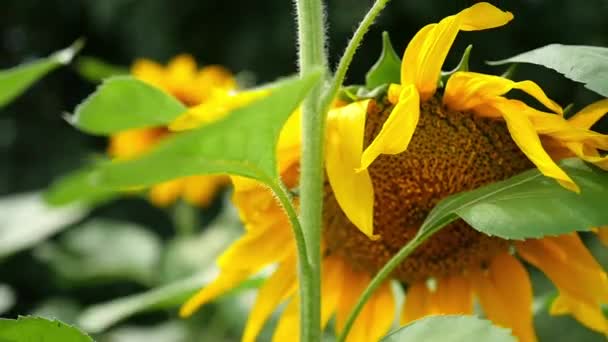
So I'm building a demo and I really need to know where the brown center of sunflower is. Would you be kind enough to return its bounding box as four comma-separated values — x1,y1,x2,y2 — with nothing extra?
323,96,532,283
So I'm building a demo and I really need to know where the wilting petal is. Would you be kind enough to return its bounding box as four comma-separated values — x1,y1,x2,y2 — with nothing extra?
495,100,578,192
335,265,395,342
444,72,561,115
472,253,536,342
517,234,608,333
568,99,608,129
401,3,513,100
326,100,376,238
360,84,420,170
243,253,298,342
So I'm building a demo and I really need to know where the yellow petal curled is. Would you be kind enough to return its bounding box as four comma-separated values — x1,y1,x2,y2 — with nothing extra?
360,84,420,171
326,100,376,238
444,72,562,115
568,99,608,129
401,3,513,100
497,100,578,192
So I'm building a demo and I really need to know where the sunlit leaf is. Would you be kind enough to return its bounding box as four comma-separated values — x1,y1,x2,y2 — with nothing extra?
381,315,515,342
0,192,86,259
419,159,608,240
86,71,321,189
44,164,119,207
488,44,608,97
0,39,83,108
0,316,92,342
76,56,129,83
365,32,401,89
34,219,162,286
70,76,186,135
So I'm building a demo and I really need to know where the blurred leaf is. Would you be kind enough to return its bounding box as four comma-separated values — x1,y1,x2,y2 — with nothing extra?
0,192,86,259
90,71,322,189
0,284,15,315
381,315,515,342
488,44,608,97
78,272,263,333
45,164,119,207
34,219,162,286
0,39,83,108
70,76,186,135
76,56,129,83
0,316,92,342
30,298,82,325
160,204,242,283
365,32,401,89
101,321,189,342
419,159,608,240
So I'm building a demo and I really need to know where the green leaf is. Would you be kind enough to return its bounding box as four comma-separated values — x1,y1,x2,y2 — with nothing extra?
420,159,608,240
34,219,162,286
70,76,187,135
88,71,321,189
0,192,87,259
76,56,129,83
381,315,515,342
365,31,401,89
488,44,608,97
0,39,83,108
44,164,119,207
441,44,472,86
0,316,92,342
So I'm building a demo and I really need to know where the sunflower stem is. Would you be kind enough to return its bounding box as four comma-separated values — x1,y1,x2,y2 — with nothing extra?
295,0,328,340
320,0,393,112
336,228,437,342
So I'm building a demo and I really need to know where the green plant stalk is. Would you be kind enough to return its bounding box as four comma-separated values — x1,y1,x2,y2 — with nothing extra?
320,0,393,112
295,0,328,340
337,227,440,342
172,200,199,236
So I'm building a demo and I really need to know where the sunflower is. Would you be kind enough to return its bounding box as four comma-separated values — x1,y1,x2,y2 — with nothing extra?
178,3,608,341
108,54,235,207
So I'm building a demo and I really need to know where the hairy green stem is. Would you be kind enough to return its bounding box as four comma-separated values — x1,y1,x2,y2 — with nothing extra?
321,0,393,111
295,0,328,340
337,229,437,342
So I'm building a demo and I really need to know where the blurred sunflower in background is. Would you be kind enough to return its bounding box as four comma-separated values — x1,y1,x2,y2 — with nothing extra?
173,3,608,341
108,55,235,207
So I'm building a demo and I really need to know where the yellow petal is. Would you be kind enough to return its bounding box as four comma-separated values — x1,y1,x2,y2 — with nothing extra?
169,89,269,131
401,3,513,100
335,264,395,342
243,253,298,342
130,59,166,90
517,234,608,333
180,270,250,317
167,54,197,84
472,253,537,342
402,276,473,325
149,179,184,207
108,127,167,159
321,256,347,325
495,99,578,192
272,296,300,342
597,226,608,246
326,100,376,238
360,84,420,170
182,175,227,207
444,72,562,115
401,281,433,324
568,99,608,129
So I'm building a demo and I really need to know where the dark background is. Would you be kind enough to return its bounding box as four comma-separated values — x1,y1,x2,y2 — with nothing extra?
1,0,607,340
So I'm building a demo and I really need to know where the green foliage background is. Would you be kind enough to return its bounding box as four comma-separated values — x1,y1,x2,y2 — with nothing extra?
1,0,607,341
